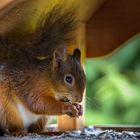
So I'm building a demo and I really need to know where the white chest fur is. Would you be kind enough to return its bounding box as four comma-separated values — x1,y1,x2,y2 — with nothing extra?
17,104,42,128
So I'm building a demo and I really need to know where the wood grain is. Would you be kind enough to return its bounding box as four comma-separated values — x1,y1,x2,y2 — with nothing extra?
86,0,140,57
94,125,140,132
0,0,14,10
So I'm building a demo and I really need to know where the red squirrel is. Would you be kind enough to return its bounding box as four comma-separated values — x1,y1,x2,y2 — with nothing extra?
0,6,86,136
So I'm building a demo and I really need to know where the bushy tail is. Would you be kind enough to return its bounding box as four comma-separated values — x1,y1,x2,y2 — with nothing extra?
0,5,77,64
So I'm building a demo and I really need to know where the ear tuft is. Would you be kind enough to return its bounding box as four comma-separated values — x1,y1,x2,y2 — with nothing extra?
73,48,81,62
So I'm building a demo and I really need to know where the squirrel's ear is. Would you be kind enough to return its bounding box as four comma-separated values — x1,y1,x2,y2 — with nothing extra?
73,48,81,62
53,45,67,68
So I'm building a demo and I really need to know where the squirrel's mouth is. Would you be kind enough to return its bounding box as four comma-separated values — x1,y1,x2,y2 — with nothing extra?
59,96,70,103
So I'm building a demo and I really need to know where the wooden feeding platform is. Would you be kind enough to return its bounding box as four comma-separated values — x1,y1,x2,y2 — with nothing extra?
0,0,140,139
0,125,140,140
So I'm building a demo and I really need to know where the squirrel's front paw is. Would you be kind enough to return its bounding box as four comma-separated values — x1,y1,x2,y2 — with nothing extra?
63,103,83,117
73,103,83,116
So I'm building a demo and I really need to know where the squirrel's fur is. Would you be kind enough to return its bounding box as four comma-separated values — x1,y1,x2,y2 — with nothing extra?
0,5,86,136
0,6,76,64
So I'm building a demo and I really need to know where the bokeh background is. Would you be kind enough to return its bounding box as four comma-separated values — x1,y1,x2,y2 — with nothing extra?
85,36,140,125
1,0,140,127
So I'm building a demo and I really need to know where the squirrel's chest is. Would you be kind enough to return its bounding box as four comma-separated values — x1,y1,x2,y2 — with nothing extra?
17,103,43,128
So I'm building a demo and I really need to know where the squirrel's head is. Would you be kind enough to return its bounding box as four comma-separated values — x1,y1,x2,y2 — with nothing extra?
50,46,86,103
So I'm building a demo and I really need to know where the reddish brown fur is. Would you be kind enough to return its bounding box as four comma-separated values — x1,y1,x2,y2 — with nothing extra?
0,5,86,136
0,61,85,136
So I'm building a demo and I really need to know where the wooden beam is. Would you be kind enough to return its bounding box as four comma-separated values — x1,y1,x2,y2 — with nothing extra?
0,0,14,10
78,0,106,22
58,23,86,131
86,0,140,57
94,125,140,132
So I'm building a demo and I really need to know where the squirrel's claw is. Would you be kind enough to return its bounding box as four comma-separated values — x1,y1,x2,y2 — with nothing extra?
64,103,83,117
73,103,83,116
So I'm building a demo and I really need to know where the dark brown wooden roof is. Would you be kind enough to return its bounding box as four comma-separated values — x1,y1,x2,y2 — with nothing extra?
86,0,140,57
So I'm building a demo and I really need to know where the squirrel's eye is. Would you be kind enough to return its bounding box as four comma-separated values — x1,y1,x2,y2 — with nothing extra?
66,76,72,83
64,74,75,86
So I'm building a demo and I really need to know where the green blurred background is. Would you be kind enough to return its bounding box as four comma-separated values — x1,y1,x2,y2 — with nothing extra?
85,36,140,125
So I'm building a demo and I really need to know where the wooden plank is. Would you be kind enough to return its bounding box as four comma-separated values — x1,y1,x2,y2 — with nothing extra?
94,125,140,132
57,23,86,131
78,0,106,22
47,125,140,132
0,0,14,10
86,0,140,57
